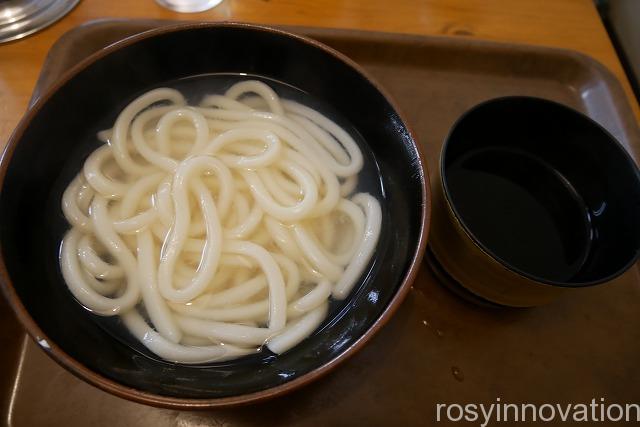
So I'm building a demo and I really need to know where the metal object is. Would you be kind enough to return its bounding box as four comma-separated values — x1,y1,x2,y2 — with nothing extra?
155,0,223,13
0,0,79,43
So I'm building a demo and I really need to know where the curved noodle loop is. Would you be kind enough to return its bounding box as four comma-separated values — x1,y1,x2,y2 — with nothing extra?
60,80,382,363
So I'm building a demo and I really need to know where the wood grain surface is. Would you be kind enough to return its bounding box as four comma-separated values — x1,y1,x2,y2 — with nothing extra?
0,0,638,148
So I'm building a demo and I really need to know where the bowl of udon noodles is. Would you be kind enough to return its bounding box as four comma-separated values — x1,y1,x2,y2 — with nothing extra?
0,22,429,407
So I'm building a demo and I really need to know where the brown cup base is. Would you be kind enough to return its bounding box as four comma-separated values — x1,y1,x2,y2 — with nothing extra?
425,247,505,309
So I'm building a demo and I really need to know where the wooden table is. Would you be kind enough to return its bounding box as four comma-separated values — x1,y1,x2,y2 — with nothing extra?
0,0,638,147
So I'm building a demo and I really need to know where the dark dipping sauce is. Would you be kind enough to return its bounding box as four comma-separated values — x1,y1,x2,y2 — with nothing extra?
440,96,640,289
445,147,591,282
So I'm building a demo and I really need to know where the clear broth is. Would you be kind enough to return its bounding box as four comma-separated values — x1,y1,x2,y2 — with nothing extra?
52,73,386,366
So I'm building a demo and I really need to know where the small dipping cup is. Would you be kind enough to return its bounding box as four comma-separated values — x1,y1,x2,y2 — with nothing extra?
429,96,640,307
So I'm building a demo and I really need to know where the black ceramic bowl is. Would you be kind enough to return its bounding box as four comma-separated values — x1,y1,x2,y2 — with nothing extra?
429,96,640,307
0,23,429,407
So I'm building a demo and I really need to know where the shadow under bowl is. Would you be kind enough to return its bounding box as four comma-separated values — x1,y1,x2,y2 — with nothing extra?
0,23,429,408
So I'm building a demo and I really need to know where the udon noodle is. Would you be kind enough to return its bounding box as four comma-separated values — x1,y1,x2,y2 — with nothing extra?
59,80,382,363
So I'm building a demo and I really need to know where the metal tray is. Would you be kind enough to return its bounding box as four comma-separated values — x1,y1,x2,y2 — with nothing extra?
3,19,640,426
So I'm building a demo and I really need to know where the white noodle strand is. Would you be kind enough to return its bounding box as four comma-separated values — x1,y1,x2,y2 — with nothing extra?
59,80,382,363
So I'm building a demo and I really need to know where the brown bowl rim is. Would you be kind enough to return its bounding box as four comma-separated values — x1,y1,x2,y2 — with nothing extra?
0,21,430,409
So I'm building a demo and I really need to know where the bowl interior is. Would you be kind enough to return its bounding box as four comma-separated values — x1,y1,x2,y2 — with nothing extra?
442,97,640,286
0,24,425,399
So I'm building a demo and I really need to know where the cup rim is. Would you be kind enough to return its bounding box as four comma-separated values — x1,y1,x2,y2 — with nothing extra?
438,95,640,288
